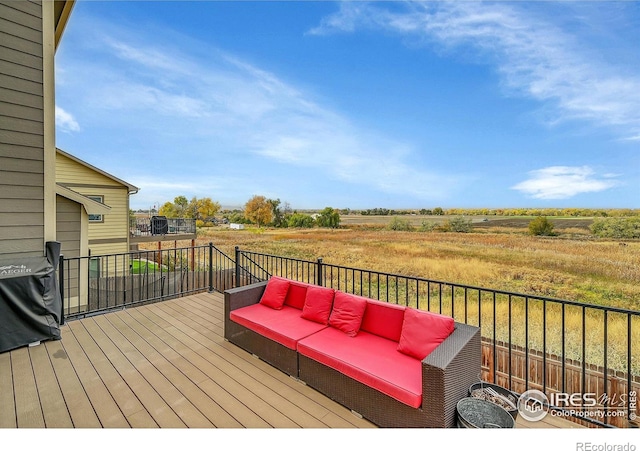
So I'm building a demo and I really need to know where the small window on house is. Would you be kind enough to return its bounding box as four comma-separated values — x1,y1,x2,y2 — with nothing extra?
88,195,105,222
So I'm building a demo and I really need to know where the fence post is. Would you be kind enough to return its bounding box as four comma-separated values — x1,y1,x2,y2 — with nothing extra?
208,242,214,292
235,246,241,288
316,258,323,287
58,255,65,326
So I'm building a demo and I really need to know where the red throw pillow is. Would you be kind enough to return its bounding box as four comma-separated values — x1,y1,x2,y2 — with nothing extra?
301,286,335,325
397,308,455,360
259,276,290,310
328,291,367,337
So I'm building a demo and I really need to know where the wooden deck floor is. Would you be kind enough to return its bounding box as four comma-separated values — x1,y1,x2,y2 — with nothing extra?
0,292,579,429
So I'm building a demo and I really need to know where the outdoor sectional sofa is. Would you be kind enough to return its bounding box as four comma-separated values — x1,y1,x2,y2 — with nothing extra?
224,276,481,428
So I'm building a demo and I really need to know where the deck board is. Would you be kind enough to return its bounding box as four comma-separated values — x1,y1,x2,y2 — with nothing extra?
45,338,102,428
79,317,187,428
11,347,45,428
58,322,130,428
0,291,582,429
0,352,16,428
65,320,158,428
28,343,73,428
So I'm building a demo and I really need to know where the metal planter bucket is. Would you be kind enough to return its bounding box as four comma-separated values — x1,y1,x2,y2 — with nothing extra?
456,397,516,429
468,382,519,420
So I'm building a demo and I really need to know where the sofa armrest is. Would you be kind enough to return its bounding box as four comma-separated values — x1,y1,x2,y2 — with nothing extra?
224,281,268,342
421,322,481,427
224,281,268,313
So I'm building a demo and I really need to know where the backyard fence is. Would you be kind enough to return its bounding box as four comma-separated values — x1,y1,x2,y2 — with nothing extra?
59,243,639,428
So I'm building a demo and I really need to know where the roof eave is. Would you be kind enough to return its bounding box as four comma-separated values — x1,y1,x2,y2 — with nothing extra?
54,0,75,51
56,148,140,193
56,184,112,215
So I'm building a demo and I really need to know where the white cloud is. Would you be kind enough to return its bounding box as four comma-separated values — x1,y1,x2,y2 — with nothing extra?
310,2,640,141
511,166,619,200
58,23,460,203
55,106,80,133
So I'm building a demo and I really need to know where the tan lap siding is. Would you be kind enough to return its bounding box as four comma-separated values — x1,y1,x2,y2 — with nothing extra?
0,1,45,259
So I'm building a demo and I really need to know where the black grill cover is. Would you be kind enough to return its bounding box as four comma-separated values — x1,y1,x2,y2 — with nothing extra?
0,242,62,353
151,215,168,235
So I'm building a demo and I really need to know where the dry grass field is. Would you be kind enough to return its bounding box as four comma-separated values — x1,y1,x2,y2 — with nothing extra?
186,219,639,311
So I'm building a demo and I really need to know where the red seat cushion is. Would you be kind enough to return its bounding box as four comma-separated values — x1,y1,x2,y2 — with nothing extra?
298,327,422,408
397,308,455,360
328,291,368,337
230,304,327,350
259,276,290,310
301,285,335,325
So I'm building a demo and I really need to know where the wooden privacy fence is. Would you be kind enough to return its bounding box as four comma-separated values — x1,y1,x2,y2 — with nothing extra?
482,339,639,428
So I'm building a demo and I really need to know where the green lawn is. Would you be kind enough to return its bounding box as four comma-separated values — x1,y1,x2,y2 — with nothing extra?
130,259,166,274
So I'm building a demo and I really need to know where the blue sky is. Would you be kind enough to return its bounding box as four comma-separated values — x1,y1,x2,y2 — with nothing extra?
55,1,640,211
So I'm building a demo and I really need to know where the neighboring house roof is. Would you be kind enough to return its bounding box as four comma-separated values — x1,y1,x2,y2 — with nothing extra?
56,148,140,195
55,184,112,215
54,0,75,50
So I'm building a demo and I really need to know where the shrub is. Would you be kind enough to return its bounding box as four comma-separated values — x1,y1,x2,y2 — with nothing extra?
419,220,437,232
528,216,555,236
387,217,413,231
590,217,640,239
443,216,473,233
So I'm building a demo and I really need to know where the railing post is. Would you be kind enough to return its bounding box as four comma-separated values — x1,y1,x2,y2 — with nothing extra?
234,246,240,288
208,242,214,292
58,254,65,326
316,258,323,287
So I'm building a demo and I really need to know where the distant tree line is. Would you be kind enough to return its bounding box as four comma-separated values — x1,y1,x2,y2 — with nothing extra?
158,194,341,229
359,207,638,218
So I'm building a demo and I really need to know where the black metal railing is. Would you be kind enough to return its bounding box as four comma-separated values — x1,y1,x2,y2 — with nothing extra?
59,244,639,428
60,243,234,321
236,249,639,428
129,216,196,237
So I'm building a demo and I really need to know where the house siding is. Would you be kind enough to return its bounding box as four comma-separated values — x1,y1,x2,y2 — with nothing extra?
56,152,131,256
0,0,45,259
56,194,80,300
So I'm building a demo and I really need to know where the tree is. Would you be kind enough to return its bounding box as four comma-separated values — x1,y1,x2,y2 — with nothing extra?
317,207,340,228
244,195,273,227
187,197,220,221
159,195,220,220
287,213,315,228
433,207,444,216
159,195,188,218
528,216,555,236
268,198,286,227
